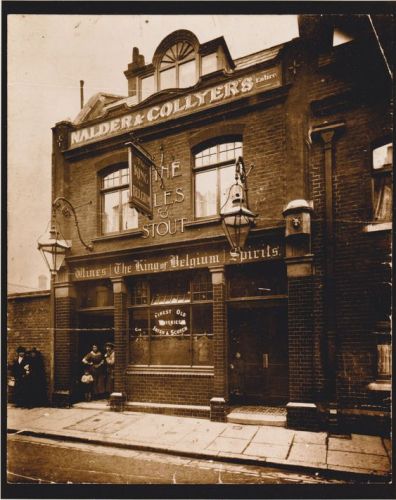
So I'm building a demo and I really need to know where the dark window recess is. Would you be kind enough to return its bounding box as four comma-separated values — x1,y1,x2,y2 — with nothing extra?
78,282,114,308
228,261,287,298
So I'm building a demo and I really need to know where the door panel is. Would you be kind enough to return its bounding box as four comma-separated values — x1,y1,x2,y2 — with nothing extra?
228,304,288,405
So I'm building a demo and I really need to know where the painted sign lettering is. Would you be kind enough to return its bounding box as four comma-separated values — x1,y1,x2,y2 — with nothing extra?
71,242,283,280
69,67,281,148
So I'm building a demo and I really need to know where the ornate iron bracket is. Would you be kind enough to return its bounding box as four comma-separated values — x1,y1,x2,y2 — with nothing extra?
53,197,93,251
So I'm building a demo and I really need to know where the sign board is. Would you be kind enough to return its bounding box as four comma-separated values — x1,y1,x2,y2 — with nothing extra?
71,241,283,281
69,66,282,148
127,142,153,219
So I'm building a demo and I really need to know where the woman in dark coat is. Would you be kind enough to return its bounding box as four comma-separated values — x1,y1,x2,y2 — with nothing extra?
10,346,29,407
27,347,47,406
82,344,105,398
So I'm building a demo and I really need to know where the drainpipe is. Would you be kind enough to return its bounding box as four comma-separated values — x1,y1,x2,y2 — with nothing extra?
311,121,345,430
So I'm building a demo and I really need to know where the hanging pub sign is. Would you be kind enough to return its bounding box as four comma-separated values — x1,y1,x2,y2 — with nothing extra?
127,141,153,219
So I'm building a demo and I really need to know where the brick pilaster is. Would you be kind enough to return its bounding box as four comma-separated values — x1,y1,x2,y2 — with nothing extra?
209,266,228,421
53,283,76,405
110,278,127,410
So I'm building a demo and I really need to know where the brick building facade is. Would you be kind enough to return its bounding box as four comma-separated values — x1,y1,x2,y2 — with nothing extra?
8,15,392,433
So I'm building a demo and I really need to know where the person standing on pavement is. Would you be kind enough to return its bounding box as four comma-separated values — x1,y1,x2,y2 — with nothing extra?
104,342,115,398
10,346,29,407
82,344,105,399
27,347,47,407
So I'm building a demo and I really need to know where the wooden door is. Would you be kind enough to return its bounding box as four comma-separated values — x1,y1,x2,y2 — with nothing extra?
228,304,288,405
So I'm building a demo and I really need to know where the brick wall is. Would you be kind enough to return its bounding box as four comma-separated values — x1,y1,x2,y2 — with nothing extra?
126,373,213,405
7,292,51,397
54,296,77,391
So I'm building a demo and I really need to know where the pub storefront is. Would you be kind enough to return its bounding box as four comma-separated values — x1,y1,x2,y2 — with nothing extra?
42,19,392,433
67,237,287,418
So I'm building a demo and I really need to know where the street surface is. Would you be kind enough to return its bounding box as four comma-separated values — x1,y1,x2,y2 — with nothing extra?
7,433,349,485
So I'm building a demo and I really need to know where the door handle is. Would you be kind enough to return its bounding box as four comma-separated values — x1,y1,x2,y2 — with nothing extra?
263,353,268,369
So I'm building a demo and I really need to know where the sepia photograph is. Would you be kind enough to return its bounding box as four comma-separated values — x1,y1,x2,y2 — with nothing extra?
4,2,393,498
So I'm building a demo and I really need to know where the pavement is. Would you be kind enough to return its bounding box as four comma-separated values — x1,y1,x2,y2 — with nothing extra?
7,404,391,479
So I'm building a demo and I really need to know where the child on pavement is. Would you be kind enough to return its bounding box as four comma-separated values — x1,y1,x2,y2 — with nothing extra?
81,370,94,402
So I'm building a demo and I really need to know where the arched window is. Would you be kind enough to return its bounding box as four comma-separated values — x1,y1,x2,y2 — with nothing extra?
159,41,197,90
194,140,243,218
101,166,138,234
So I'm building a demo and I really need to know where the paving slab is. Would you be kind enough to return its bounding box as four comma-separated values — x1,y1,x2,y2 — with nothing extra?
252,426,295,445
206,436,249,454
244,442,290,460
221,424,258,440
294,431,327,445
327,450,390,473
328,435,387,456
287,443,327,464
66,412,126,432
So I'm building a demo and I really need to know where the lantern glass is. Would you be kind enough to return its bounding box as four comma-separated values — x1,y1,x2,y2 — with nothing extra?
38,230,70,274
221,195,256,253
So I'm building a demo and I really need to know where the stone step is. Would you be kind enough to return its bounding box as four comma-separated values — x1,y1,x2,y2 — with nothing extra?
227,412,286,426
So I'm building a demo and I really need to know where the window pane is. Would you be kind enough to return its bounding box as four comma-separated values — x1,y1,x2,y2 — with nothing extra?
201,53,217,75
229,261,287,298
195,169,217,217
179,60,196,88
131,280,149,305
150,337,190,365
373,143,392,170
141,75,155,100
150,305,190,365
220,165,236,212
103,170,119,188
160,67,176,89
121,189,138,231
191,270,213,301
129,309,149,364
192,304,213,365
102,191,120,233
374,176,392,221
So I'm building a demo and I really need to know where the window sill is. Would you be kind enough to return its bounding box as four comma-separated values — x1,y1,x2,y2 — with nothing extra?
363,222,392,233
93,229,144,242
184,217,221,228
126,365,214,376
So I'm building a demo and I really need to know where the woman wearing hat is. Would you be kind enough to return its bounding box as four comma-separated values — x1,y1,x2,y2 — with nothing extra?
104,342,115,397
10,346,29,407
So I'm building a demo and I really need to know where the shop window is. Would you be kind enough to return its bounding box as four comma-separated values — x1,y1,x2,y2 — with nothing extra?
194,141,243,218
372,142,392,222
78,282,114,308
128,272,213,366
159,41,197,90
228,261,287,298
101,166,138,234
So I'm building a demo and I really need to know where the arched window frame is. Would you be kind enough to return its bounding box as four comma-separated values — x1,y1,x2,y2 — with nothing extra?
99,164,139,235
192,137,243,219
157,40,198,91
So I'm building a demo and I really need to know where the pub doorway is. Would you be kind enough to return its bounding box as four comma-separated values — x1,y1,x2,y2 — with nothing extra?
72,311,114,403
228,303,288,405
